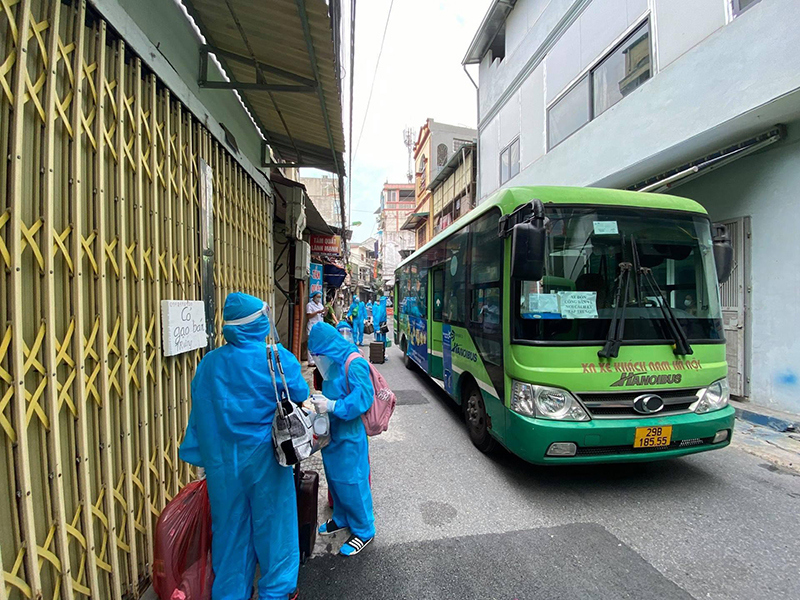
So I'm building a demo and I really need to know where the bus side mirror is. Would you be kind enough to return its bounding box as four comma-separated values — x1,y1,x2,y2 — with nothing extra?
712,223,733,284
511,221,546,282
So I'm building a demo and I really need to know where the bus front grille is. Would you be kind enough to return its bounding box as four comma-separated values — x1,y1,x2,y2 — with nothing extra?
577,388,702,419
572,437,714,457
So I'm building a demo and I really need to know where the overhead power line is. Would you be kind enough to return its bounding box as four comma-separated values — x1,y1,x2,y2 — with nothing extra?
353,0,394,159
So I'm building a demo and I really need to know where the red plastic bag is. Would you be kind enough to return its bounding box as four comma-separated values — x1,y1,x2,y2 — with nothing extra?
152,479,214,600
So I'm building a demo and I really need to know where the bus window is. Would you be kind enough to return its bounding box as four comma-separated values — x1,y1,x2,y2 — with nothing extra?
415,266,428,318
444,225,469,324
470,210,503,335
432,268,444,322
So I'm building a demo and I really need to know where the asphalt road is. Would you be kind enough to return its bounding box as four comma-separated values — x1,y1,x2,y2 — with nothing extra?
298,344,800,600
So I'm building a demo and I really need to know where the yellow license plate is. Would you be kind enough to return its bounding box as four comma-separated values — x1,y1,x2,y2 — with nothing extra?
633,425,672,449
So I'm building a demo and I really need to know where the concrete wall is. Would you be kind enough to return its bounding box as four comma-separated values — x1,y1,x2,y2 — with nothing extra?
476,0,800,199
676,122,800,414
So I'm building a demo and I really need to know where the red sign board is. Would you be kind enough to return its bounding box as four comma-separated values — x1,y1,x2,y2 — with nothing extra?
310,234,341,256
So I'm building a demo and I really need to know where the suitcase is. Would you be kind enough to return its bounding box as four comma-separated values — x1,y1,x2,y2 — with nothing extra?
369,341,385,364
295,467,319,564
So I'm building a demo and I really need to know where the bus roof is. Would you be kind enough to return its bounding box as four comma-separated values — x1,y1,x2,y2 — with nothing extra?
396,186,707,270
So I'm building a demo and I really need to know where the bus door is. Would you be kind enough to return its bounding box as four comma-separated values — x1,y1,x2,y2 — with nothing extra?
429,265,445,379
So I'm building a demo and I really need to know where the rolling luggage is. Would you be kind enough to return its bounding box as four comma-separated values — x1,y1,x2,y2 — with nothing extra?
369,341,385,364
295,467,319,564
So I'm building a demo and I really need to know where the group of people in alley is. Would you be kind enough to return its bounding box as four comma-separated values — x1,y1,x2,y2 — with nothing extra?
179,291,390,600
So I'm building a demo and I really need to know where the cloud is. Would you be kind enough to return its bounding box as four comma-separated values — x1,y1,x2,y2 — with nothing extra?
305,0,488,244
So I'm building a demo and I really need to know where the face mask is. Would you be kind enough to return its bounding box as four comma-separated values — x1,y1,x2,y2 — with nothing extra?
314,297,322,305
684,299,693,307
313,354,336,380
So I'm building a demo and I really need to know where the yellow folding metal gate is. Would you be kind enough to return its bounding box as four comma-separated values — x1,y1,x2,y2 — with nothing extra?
0,1,275,598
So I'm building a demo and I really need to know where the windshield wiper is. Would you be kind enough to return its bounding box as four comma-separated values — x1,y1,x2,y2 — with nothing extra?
598,262,633,359
638,266,693,356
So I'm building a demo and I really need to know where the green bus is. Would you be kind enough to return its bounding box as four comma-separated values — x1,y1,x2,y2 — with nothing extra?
394,186,735,464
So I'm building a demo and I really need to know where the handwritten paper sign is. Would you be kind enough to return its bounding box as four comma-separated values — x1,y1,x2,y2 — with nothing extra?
161,300,208,356
557,292,598,319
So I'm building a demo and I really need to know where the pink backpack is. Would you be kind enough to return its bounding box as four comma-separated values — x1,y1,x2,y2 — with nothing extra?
344,352,396,436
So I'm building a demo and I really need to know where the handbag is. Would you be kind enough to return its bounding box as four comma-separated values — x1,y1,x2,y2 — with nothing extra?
364,321,374,335
266,340,315,467
379,321,389,334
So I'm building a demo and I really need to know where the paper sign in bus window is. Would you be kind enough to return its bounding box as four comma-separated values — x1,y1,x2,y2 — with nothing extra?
522,292,561,319
558,291,599,319
593,221,619,235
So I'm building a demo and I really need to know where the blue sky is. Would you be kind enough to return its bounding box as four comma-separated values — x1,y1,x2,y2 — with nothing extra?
304,0,489,244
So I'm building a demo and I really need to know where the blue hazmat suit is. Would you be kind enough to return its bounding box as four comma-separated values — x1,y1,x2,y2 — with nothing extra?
373,297,388,344
366,300,373,320
348,296,365,346
308,322,375,540
180,292,309,600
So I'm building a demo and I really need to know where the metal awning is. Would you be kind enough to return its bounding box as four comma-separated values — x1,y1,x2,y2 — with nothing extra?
429,142,476,190
270,172,334,236
401,212,429,231
183,0,346,173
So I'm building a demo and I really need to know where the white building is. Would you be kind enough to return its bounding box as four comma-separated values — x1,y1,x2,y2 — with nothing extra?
465,0,800,413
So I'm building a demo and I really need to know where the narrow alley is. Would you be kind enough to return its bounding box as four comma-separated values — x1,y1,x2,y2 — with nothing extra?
298,346,800,600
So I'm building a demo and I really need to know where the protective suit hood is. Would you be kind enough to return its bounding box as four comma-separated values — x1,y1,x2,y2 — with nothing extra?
309,321,358,364
222,292,270,346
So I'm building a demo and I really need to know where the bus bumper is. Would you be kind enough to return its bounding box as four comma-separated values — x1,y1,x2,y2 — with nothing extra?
504,405,735,464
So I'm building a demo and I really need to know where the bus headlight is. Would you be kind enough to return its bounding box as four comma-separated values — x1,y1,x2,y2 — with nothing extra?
693,378,730,414
511,381,590,421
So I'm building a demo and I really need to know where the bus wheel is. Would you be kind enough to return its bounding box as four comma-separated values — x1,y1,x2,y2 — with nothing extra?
401,338,413,370
463,381,496,453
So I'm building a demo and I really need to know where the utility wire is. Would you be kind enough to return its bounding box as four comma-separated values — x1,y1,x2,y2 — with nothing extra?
353,0,394,159
348,0,356,235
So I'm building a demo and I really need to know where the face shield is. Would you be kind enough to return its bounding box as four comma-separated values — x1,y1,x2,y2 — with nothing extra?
313,354,336,380
339,327,354,344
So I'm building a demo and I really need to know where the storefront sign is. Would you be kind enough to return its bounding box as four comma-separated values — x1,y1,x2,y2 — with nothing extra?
310,234,341,256
161,300,208,356
309,262,323,298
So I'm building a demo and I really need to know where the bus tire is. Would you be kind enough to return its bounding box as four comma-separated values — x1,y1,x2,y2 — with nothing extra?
401,337,413,370
463,380,497,454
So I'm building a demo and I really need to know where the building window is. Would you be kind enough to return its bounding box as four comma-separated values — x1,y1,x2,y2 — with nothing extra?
499,137,520,184
437,143,448,166
592,23,651,117
732,0,761,16
547,20,651,149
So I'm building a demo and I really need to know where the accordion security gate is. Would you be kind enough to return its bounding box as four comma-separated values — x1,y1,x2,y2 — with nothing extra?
0,1,275,598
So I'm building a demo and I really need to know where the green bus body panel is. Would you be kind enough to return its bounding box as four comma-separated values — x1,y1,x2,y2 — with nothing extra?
506,406,734,464
428,319,444,379
506,343,727,393
395,186,730,465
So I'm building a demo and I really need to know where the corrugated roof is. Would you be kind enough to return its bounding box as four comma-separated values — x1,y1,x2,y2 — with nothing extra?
183,0,345,171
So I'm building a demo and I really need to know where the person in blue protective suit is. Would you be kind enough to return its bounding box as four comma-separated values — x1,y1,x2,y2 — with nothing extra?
348,295,365,346
308,322,375,556
373,296,388,345
366,299,373,320
179,292,308,600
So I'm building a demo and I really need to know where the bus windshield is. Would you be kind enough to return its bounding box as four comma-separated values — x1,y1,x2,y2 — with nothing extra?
513,206,724,344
